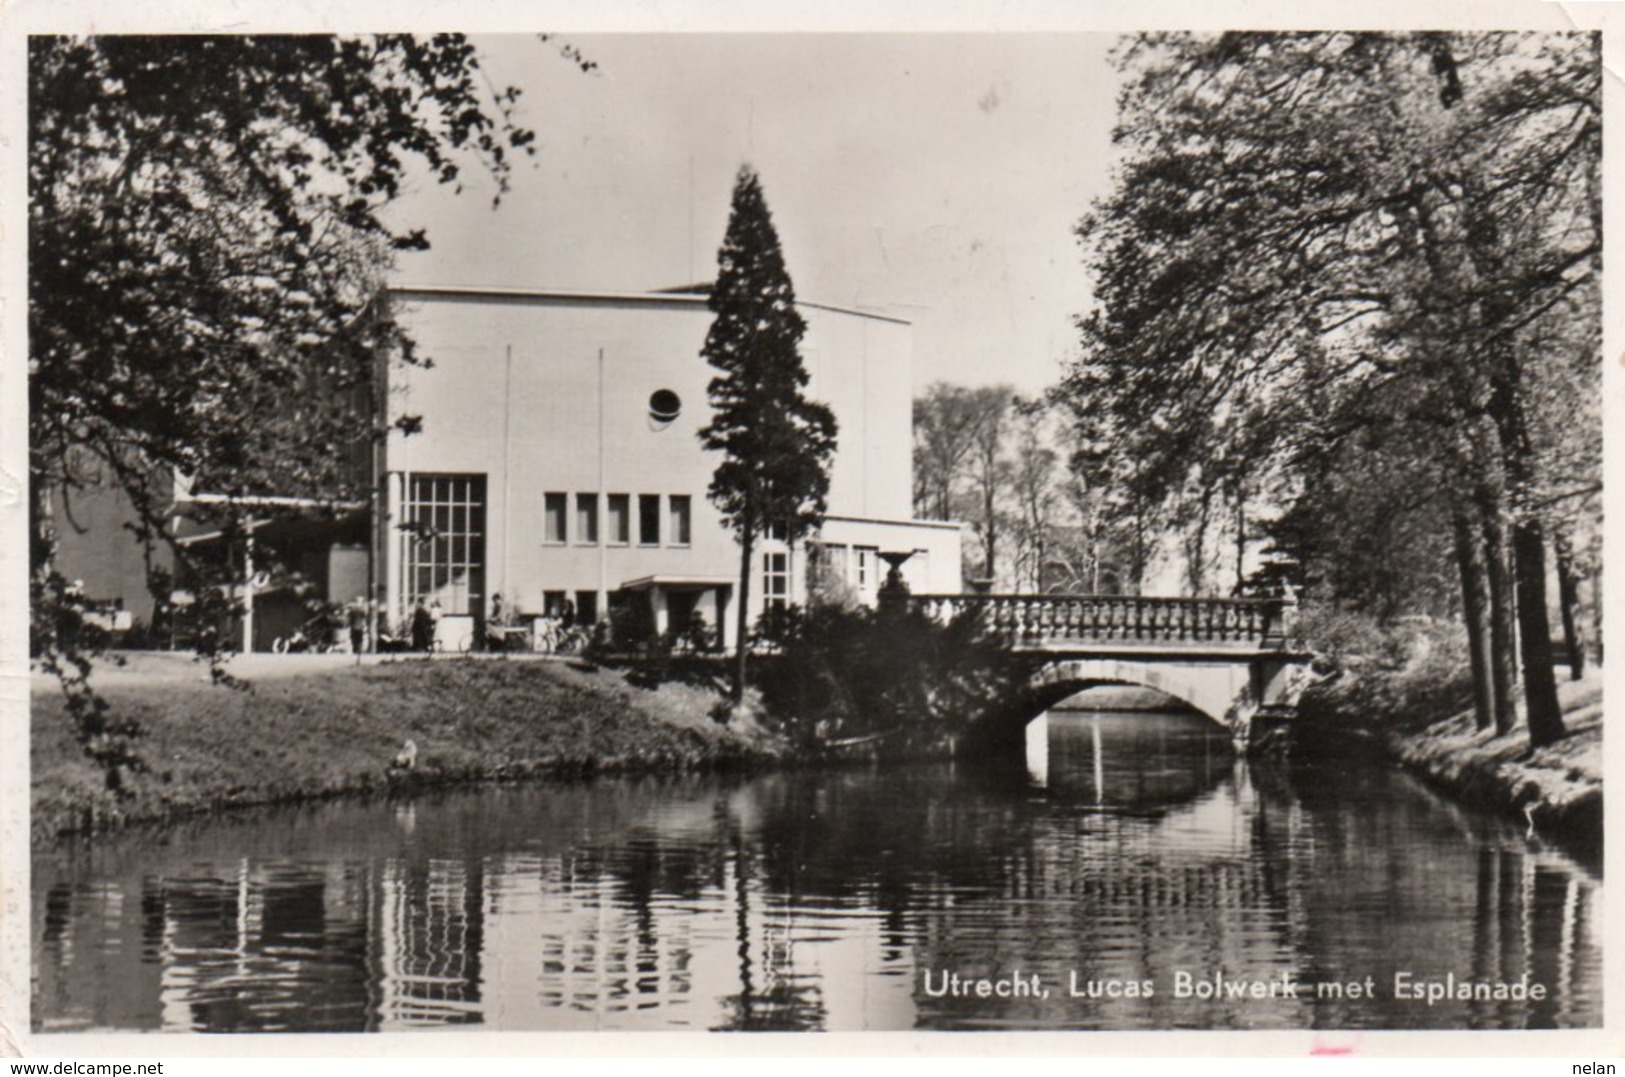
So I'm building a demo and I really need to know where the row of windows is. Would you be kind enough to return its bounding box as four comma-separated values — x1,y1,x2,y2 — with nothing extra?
544,493,692,548
809,542,880,591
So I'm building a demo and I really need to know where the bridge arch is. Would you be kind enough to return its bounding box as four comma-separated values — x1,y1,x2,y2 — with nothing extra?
1026,658,1254,729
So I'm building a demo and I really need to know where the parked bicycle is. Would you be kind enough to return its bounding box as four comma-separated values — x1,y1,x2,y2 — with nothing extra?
272,612,339,654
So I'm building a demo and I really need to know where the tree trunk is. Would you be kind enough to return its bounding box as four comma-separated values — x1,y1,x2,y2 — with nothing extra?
32,468,58,581
733,519,754,706
1234,483,1246,595
1481,499,1519,736
1454,512,1496,732
1514,520,1565,747
1460,182,1565,746
1589,564,1603,666
982,480,997,582
1131,496,1146,595
1553,529,1586,680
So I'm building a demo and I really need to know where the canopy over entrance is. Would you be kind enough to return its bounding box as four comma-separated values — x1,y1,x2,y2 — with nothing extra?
618,575,734,648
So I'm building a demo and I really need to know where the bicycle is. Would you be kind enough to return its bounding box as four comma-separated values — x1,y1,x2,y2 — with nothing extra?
272,614,339,654
554,625,591,655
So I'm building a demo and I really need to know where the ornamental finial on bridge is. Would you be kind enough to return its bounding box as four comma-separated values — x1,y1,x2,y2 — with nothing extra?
878,550,915,606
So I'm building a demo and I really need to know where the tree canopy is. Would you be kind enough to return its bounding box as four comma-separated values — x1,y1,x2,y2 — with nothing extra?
29,34,563,784
1061,32,1600,746
699,164,838,703
30,35,545,513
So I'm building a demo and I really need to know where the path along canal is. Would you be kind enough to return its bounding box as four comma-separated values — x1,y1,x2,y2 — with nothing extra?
33,709,1602,1032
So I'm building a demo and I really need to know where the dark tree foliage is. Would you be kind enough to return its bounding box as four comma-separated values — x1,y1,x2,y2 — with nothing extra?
754,604,1026,754
698,165,838,706
29,35,553,788
1064,32,1599,747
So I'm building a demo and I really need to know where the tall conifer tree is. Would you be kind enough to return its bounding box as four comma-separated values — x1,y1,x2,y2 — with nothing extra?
699,165,838,706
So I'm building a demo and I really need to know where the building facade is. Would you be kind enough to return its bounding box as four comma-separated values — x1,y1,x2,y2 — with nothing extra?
377,285,959,651
50,284,961,651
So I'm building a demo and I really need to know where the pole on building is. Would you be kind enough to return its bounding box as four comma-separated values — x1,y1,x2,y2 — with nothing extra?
598,348,608,618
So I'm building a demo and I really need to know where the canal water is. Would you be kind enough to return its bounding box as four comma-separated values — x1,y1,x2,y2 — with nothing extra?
32,709,1602,1032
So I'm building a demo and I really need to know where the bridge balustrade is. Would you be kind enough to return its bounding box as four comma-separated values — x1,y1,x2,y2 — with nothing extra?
909,593,1284,649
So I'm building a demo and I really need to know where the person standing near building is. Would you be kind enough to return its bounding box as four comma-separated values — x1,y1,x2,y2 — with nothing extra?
486,593,506,652
411,598,434,652
346,597,367,661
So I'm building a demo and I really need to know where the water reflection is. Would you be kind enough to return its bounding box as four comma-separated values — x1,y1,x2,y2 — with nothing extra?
33,711,1602,1032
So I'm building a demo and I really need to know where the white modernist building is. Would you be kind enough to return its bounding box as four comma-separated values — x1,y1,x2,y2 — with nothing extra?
378,284,962,650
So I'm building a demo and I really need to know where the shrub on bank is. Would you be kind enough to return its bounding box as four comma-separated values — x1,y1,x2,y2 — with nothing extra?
1295,602,1475,737
750,603,1026,754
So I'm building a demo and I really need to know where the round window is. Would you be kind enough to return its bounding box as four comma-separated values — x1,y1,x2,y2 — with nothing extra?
649,389,682,423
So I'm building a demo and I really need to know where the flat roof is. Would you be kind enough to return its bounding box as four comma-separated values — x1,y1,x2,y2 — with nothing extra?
821,514,965,531
389,283,912,326
619,575,736,593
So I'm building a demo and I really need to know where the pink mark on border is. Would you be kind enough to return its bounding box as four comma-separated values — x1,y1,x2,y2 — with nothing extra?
1309,1034,1364,1056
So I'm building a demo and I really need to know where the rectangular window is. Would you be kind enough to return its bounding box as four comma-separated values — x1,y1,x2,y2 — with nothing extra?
856,546,878,592
544,492,567,544
608,494,630,545
575,590,598,625
404,474,486,615
827,543,850,581
668,495,692,546
808,542,849,591
763,551,790,612
638,494,661,546
575,493,599,545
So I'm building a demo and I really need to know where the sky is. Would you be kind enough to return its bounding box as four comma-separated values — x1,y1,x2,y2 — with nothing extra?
389,34,1121,395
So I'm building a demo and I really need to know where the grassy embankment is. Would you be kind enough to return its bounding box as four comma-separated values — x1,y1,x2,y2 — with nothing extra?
1295,614,1602,862
31,653,777,846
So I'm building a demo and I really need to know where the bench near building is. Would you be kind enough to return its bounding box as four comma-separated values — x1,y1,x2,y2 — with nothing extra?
56,284,962,652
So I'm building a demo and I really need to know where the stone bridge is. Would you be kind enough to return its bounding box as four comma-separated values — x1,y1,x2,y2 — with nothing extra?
907,592,1311,747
